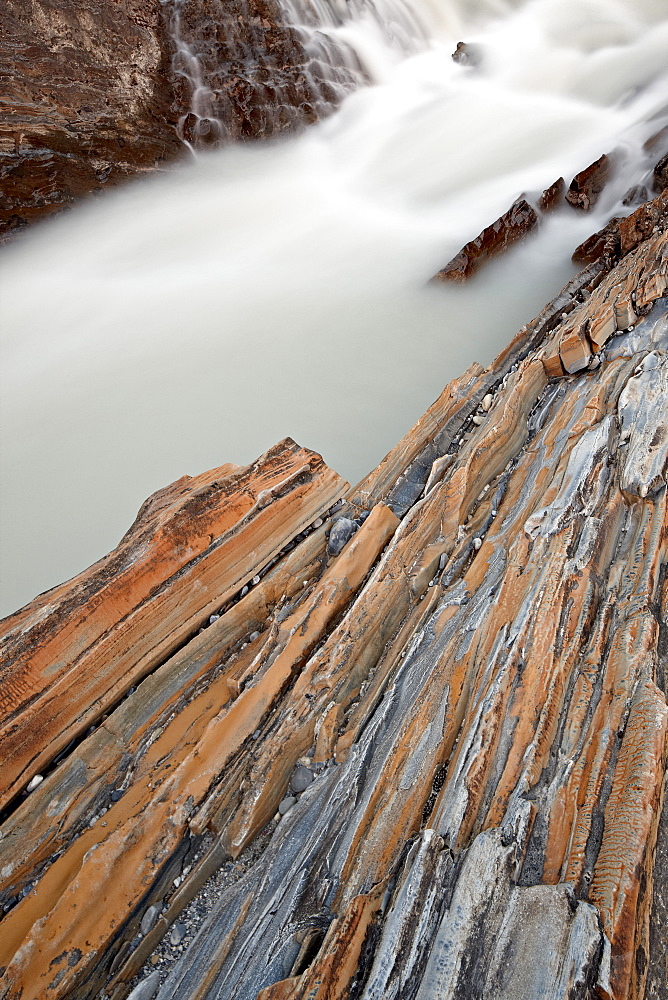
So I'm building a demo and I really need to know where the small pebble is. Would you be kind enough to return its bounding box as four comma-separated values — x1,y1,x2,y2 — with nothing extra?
249,631,261,642
438,553,447,570
27,774,43,793
140,903,161,936
240,585,249,598
127,971,160,1000
472,414,484,426
327,517,357,556
313,518,323,528
209,614,220,625
111,789,124,802
473,537,482,550
278,796,296,816
251,575,260,586
481,393,493,411
170,922,187,947
290,765,314,794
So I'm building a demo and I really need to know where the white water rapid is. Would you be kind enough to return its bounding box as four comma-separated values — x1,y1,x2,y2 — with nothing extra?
1,0,667,616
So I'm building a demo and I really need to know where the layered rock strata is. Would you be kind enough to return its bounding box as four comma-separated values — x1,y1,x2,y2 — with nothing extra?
0,221,667,1000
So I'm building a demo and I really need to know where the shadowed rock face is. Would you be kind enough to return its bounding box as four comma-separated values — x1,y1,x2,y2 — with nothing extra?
0,0,364,239
172,0,364,145
0,196,666,1000
0,0,183,240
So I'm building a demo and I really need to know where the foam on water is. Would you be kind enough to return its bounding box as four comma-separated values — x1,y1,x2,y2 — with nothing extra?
1,0,667,615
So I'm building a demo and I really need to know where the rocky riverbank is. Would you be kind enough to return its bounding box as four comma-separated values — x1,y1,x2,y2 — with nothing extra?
0,0,365,241
1,183,666,999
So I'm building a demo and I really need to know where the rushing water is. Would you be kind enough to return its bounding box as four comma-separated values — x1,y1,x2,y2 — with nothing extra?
1,0,667,617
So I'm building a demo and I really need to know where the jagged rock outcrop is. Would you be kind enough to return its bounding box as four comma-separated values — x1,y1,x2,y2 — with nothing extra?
0,212,667,1000
0,0,364,240
432,197,539,282
0,0,183,240
172,0,364,145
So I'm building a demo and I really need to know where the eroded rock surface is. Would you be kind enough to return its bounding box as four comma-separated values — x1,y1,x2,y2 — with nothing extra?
0,215,667,1000
0,0,183,240
432,197,538,282
0,0,368,239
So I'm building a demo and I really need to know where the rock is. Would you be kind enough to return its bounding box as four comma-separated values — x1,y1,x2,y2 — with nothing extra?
0,0,182,242
619,189,668,255
572,216,621,265
566,153,611,211
141,903,161,937
433,198,539,282
653,152,668,193
327,517,358,556
278,796,296,816
452,41,482,67
0,0,367,240
538,177,565,212
0,439,347,812
290,765,314,794
622,184,649,207
170,922,186,947
644,124,668,157
127,971,161,1000
1,218,667,1000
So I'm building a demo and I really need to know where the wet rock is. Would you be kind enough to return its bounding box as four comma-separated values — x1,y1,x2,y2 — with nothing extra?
538,177,565,212
0,0,182,241
452,41,482,67
141,904,161,937
278,796,297,816
290,765,314,794
644,124,668,157
622,184,649,207
1,0,367,240
619,189,668,255
433,198,538,282
572,217,621,265
170,922,186,947
566,153,611,211
127,971,160,1000
327,517,358,556
653,152,668,193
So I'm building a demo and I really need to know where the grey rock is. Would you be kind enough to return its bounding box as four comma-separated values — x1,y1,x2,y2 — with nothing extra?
127,971,160,1000
170,922,187,947
278,796,296,816
327,517,357,556
290,765,314,795
140,903,161,936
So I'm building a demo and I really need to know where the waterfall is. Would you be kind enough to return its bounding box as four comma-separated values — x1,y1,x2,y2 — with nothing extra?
162,0,433,147
1,0,667,617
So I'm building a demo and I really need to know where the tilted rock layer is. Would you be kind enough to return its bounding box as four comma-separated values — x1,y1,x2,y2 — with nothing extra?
0,216,667,1000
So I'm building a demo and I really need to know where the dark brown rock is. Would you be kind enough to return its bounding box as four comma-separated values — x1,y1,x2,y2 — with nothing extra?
653,152,668,193
432,198,539,283
643,124,668,157
565,153,611,211
170,0,364,145
622,184,649,207
0,0,366,238
452,41,482,68
0,0,184,240
538,177,565,212
619,188,668,255
572,216,621,265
